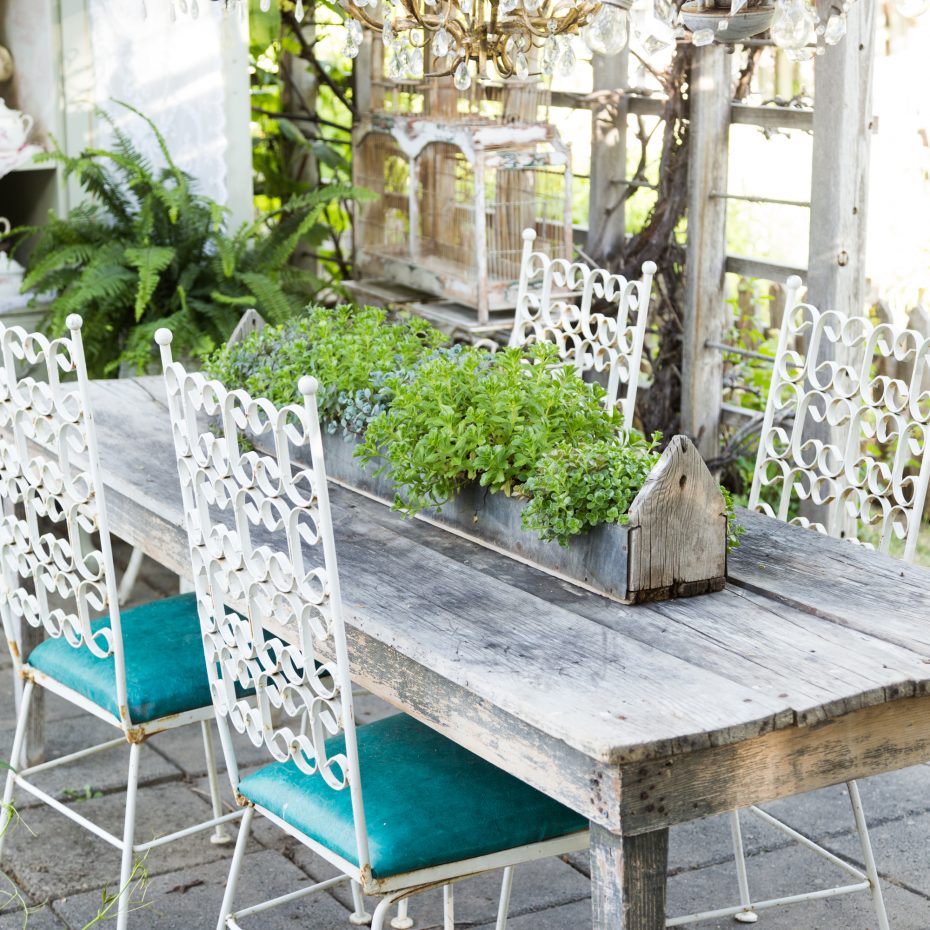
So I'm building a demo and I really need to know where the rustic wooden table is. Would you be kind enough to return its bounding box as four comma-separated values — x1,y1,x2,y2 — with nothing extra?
92,377,930,930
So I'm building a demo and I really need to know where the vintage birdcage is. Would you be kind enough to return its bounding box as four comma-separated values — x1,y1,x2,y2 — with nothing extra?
353,58,573,324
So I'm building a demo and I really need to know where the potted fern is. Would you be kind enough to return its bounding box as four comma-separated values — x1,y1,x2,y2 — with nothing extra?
1,103,363,377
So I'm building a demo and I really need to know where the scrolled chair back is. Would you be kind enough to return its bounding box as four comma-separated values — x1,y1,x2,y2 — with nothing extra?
156,329,371,868
509,228,656,426
749,276,930,562
0,315,127,717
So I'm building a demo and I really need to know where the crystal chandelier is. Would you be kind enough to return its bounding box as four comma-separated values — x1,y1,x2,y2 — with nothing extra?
161,0,627,81
340,0,632,85
678,0,857,57
678,0,926,56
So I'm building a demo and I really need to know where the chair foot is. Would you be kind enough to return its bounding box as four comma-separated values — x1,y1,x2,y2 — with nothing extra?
390,896,413,929
216,807,253,930
443,884,454,930
117,546,146,606
847,780,890,930
729,809,755,923
495,866,513,930
211,828,235,846
0,680,33,860
116,743,143,930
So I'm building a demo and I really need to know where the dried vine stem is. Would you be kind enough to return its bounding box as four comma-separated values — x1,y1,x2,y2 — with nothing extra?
587,46,761,441
621,47,692,439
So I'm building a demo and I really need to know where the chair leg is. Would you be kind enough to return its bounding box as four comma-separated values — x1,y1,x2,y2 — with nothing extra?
217,806,254,930
495,866,514,930
390,897,412,929
201,721,233,845
443,884,454,930
729,809,758,924
0,679,33,859
350,879,372,925
847,780,890,930
372,896,403,930
117,546,146,606
116,742,142,930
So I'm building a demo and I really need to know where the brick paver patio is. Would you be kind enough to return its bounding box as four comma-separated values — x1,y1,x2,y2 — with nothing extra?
2,551,929,930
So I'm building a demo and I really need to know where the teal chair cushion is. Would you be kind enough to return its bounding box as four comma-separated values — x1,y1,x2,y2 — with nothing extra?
27,593,210,725
238,713,587,879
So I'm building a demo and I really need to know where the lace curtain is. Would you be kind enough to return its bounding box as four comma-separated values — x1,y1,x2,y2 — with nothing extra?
88,0,230,206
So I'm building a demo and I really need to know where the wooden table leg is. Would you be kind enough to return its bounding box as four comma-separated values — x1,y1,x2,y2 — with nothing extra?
590,823,669,930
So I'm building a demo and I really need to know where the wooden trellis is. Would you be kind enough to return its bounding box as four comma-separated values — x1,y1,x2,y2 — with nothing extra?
572,0,878,460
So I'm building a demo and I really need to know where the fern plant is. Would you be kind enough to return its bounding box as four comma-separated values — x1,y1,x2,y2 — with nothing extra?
6,102,362,377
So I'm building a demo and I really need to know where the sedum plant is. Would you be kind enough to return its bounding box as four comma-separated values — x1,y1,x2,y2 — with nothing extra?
203,304,445,425
9,103,361,377
521,436,662,546
204,310,740,547
357,343,628,512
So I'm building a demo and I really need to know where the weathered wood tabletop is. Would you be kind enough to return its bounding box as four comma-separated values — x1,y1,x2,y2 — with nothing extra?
94,377,930,929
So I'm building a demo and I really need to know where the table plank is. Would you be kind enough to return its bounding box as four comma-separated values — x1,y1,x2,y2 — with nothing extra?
729,508,930,656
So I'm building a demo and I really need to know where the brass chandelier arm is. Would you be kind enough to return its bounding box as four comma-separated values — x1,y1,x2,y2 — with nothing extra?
342,0,637,84
346,3,385,30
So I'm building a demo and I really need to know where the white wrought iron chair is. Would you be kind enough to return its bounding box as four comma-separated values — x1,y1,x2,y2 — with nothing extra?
509,227,656,426
0,316,242,930
155,328,590,930
722,275,917,928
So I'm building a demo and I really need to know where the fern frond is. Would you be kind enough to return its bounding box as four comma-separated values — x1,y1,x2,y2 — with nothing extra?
224,272,298,324
22,244,98,292
124,245,176,321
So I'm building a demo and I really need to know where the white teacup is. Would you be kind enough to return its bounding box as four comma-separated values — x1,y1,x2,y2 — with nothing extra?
0,101,33,152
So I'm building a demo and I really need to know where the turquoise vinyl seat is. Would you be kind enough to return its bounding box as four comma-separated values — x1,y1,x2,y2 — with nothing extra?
27,593,210,725
238,712,587,879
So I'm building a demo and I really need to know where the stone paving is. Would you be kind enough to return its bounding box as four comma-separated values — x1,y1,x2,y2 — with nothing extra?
1,551,929,929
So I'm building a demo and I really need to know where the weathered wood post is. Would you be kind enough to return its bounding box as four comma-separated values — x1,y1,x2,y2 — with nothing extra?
587,49,629,267
681,46,731,461
802,0,876,530
807,0,876,321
